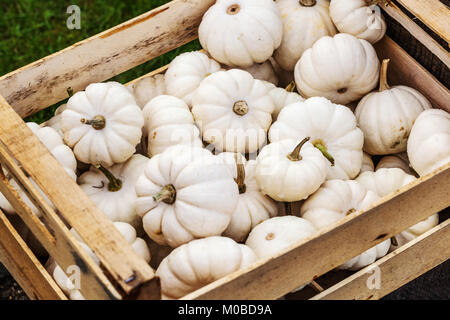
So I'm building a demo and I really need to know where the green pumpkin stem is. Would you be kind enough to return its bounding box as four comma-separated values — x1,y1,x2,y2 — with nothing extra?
67,87,74,97
81,115,106,130
95,165,123,192
379,59,391,91
287,137,310,162
285,81,296,93
314,143,335,166
153,184,177,205
391,236,398,247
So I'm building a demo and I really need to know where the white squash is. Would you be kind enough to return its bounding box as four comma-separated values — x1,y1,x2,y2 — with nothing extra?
338,240,390,271
329,0,387,44
48,222,150,300
274,0,337,71
61,81,144,167
355,59,432,155
156,236,257,299
294,33,380,105
255,138,329,202
192,69,275,153
390,214,439,251
135,145,239,248
269,85,305,121
217,152,278,242
361,152,374,174
269,97,364,180
165,51,221,107
127,74,166,108
407,109,450,176
376,153,414,175
356,168,439,248
42,104,67,138
239,61,278,86
78,154,149,228
199,0,283,68
143,95,202,157
245,216,316,259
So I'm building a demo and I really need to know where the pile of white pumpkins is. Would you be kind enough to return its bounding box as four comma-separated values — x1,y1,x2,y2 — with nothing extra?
2,0,450,300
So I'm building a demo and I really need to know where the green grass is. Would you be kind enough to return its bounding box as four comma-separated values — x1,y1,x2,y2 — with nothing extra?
0,0,201,123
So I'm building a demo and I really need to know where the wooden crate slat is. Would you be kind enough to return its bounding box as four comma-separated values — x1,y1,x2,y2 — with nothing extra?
310,219,450,300
396,0,450,44
382,2,450,68
0,0,216,119
0,209,67,300
374,37,450,112
184,163,450,300
0,95,158,298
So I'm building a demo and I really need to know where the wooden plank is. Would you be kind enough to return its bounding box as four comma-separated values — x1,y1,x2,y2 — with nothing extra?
396,0,450,44
0,95,158,299
382,2,450,68
0,0,216,119
311,219,450,300
0,209,67,300
183,163,450,300
375,37,450,112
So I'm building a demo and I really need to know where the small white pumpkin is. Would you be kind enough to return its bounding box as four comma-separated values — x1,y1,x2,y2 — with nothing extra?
355,59,432,155
165,51,222,107
269,97,364,180
390,214,439,251
274,0,337,71
143,95,202,157
255,138,329,202
329,0,387,44
294,33,380,105
156,236,257,299
361,152,374,174
338,239,390,271
407,109,450,176
192,69,275,153
78,154,149,228
376,153,414,175
61,81,144,167
300,180,379,230
217,152,278,242
199,0,283,68
239,61,278,86
48,222,150,300
42,104,67,138
127,74,166,108
135,145,239,248
269,84,305,121
245,216,316,259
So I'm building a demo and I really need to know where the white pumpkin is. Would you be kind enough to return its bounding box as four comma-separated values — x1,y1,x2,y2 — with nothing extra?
300,180,379,230
199,0,283,68
143,95,202,157
338,239,390,271
274,0,337,71
245,216,316,259
390,214,439,251
48,222,150,300
217,152,278,242
269,85,305,121
78,154,149,228
376,153,414,175
355,59,432,155
127,74,166,108
135,145,239,248
255,138,329,202
407,109,450,176
165,51,222,107
42,104,67,138
329,0,387,44
239,61,278,86
361,152,374,174
294,33,380,105
356,168,439,248
61,81,144,167
269,97,364,180
192,69,275,153
156,236,257,299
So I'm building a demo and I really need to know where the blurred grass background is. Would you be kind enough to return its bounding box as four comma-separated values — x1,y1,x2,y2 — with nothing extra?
0,0,201,123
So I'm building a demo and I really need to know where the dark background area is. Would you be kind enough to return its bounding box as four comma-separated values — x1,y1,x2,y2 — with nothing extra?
0,0,448,300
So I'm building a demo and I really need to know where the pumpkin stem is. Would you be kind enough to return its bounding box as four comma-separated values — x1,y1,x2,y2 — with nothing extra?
227,4,240,15
309,280,324,293
313,142,335,166
391,236,398,247
287,137,310,162
234,153,246,194
299,0,316,7
379,59,391,91
67,87,74,97
233,100,249,116
285,81,296,93
153,184,177,205
366,0,391,7
346,208,356,216
81,115,106,130
95,165,122,192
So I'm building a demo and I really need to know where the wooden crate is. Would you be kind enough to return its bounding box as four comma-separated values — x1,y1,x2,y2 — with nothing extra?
0,0,448,300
